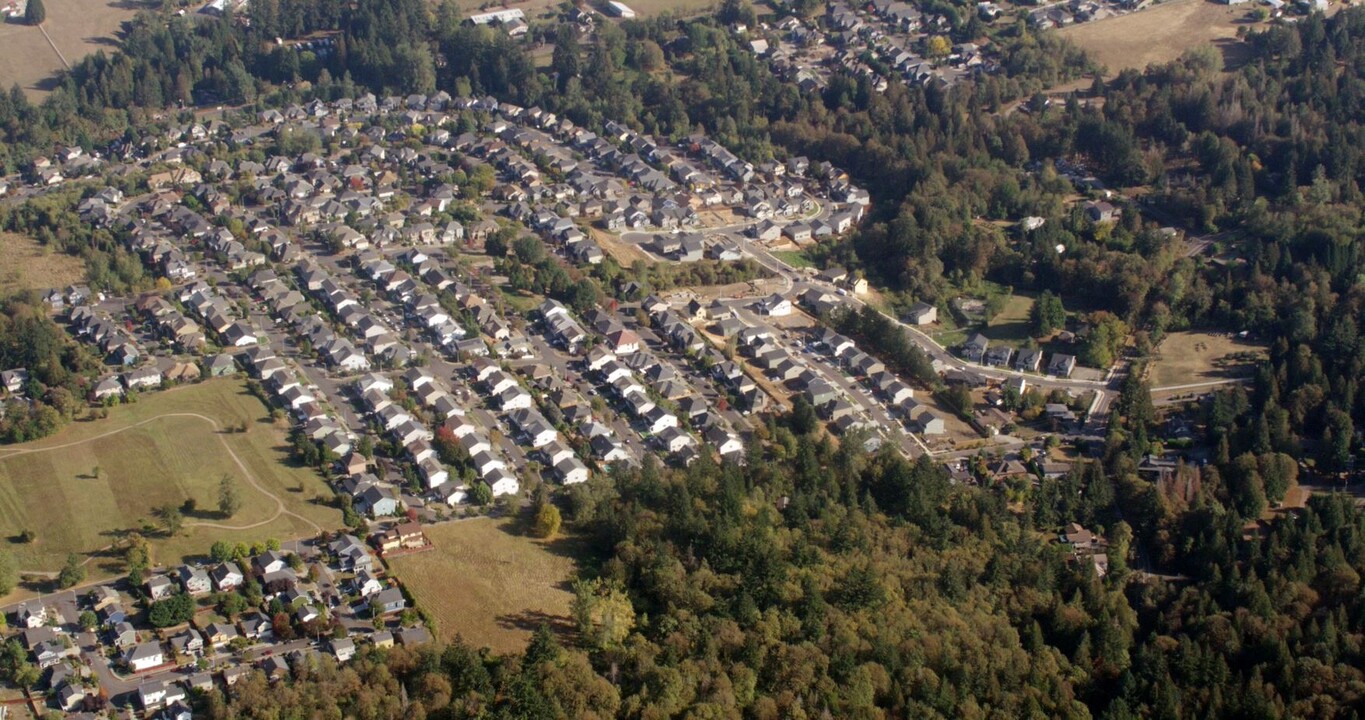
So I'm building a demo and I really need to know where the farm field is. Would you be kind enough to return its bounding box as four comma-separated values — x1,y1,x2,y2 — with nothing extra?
0,379,338,586
0,0,149,99
1059,0,1255,75
388,516,584,654
1148,330,1265,389
0,232,85,295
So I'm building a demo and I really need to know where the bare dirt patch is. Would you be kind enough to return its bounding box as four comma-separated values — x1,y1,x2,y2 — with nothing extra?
1060,0,1259,75
0,232,86,295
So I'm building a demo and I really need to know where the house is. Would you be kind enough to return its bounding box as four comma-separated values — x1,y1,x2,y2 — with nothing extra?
960,333,989,363
1060,522,1096,551
331,637,357,663
16,600,47,628
211,563,244,592
554,456,590,485
170,629,204,657
756,294,792,317
1048,353,1077,378
905,302,937,325
178,566,212,595
125,642,166,672
138,679,186,711
253,550,289,576
205,623,239,648
146,575,176,601
984,345,1013,368
370,630,395,649
1084,201,1120,223
369,587,406,615
606,329,642,355
1,368,28,394
357,484,400,517
108,621,138,650
1014,348,1043,373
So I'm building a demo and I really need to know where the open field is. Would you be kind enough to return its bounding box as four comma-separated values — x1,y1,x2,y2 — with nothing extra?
0,232,85,296
0,0,149,99
1060,0,1256,75
771,250,815,269
983,294,1035,347
388,516,584,654
1149,330,1265,389
0,379,338,586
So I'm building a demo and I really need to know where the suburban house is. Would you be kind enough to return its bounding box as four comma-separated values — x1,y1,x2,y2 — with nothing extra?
369,587,407,616
960,333,989,363
905,302,937,325
1048,353,1077,378
125,642,166,672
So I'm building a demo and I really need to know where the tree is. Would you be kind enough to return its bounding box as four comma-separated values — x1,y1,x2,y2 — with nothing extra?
533,503,562,538
0,549,15,596
1031,291,1066,337
148,593,195,627
926,35,951,57
471,481,493,506
57,554,85,589
219,475,242,518
155,504,183,535
571,578,635,652
78,610,98,631
24,0,44,25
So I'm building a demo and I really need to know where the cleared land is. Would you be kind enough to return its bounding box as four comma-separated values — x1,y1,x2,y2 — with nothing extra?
0,232,86,295
983,294,1036,347
0,379,338,584
388,517,583,654
1060,0,1255,75
457,0,712,21
0,0,149,99
1149,330,1265,388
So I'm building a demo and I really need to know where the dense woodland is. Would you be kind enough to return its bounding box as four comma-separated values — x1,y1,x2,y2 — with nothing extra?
184,428,1365,719
0,0,1362,715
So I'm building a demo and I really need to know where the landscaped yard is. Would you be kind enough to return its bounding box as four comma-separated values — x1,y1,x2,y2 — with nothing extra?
0,379,338,586
1149,330,1266,388
388,516,585,654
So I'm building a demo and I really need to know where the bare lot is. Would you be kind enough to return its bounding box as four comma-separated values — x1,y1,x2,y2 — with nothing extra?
1060,0,1256,75
0,0,147,99
1149,330,1265,389
388,516,583,654
0,232,86,295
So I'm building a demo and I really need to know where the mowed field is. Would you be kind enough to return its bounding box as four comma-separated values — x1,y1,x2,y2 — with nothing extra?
1060,0,1254,75
0,232,86,296
0,0,147,98
388,517,583,654
1149,330,1265,388
0,379,338,583
983,294,1036,347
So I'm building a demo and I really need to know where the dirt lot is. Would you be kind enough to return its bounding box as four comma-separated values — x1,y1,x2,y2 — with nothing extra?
0,232,86,295
387,516,583,654
1060,0,1258,75
0,0,149,99
1149,330,1265,389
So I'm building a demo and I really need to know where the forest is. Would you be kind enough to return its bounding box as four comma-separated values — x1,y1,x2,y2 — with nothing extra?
181,421,1365,719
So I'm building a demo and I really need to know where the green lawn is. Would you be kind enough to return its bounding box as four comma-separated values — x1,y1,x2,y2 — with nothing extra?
984,294,1037,347
0,379,338,585
772,250,815,269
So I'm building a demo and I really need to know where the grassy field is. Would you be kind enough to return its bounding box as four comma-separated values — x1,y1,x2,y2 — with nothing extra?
1060,0,1258,75
983,294,1035,347
771,250,815,269
0,0,149,99
388,516,584,654
0,379,338,587
1149,330,1266,388
0,232,86,296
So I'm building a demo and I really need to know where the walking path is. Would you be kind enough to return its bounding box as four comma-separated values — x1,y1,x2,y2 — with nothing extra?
0,412,321,534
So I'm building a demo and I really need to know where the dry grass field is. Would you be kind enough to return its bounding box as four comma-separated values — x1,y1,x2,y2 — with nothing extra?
983,294,1036,347
1149,330,1265,388
388,516,584,654
0,379,338,587
0,0,148,99
1060,0,1256,75
0,232,86,295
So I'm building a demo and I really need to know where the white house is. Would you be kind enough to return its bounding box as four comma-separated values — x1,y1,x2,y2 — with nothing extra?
126,642,166,672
